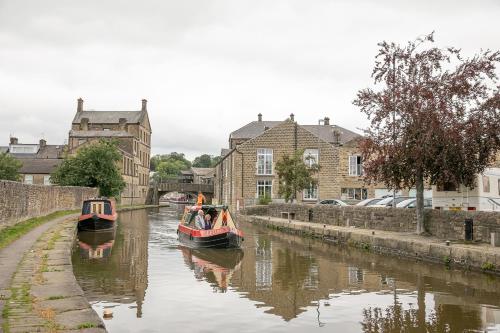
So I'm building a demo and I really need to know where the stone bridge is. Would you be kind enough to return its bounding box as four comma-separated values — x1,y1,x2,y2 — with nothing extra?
147,181,214,205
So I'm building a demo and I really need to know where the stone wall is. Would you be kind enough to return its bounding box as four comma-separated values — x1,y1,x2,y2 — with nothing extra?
0,180,98,229
241,203,500,242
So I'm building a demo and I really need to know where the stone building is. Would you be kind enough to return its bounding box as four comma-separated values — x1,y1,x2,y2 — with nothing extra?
2,137,65,185
68,98,152,204
214,114,383,210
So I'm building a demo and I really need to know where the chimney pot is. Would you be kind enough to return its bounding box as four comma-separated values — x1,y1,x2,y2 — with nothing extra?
77,98,83,112
141,99,147,112
290,113,295,122
258,113,262,122
324,117,330,125
10,137,18,145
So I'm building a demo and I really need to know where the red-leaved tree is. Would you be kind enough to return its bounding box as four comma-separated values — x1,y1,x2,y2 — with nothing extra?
354,33,500,234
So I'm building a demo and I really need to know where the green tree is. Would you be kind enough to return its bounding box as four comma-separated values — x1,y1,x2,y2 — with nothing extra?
275,150,320,203
192,154,221,168
152,152,192,180
51,140,125,197
0,152,22,181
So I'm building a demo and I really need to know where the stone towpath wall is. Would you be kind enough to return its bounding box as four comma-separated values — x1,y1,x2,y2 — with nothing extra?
0,180,98,229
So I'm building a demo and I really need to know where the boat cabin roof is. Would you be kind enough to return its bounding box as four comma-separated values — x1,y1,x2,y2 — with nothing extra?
188,205,228,212
83,197,113,203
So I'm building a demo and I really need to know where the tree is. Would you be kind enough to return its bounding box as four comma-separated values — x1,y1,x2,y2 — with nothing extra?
51,140,125,197
0,152,22,181
354,33,500,233
192,154,221,168
152,152,192,180
275,150,320,202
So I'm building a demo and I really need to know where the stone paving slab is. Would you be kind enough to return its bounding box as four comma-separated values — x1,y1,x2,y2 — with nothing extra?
1,216,106,332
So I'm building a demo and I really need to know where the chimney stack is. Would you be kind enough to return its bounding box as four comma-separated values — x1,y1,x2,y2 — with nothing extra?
258,113,262,122
39,139,46,147
141,99,147,112
10,137,18,145
77,98,83,112
324,117,330,126
290,113,295,122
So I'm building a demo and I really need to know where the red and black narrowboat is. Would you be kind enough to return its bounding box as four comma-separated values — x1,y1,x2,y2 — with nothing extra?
177,205,244,249
77,198,117,232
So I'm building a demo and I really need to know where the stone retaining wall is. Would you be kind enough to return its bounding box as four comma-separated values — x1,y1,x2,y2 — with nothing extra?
241,203,500,243
0,180,98,229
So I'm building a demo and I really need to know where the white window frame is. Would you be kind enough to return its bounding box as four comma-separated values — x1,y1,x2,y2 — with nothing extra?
303,149,319,167
303,183,318,200
24,175,33,184
43,175,51,185
257,180,272,198
349,155,363,176
257,148,273,175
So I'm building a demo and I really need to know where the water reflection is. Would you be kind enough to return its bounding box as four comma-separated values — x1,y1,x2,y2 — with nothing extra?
72,209,149,318
77,229,116,259
71,207,500,332
180,247,243,293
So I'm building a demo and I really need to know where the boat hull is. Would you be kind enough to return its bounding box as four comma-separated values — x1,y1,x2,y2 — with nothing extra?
178,227,243,249
77,215,115,232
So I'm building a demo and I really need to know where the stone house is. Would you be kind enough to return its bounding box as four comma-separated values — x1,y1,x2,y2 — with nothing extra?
214,114,383,210
68,98,152,204
3,137,65,185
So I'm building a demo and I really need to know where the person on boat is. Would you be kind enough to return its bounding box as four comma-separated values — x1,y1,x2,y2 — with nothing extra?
196,192,206,206
204,214,212,230
195,210,206,229
221,208,228,227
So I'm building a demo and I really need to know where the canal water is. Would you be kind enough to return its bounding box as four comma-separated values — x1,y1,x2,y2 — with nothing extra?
72,207,500,332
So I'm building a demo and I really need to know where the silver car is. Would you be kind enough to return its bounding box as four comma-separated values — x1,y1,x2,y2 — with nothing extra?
319,199,349,206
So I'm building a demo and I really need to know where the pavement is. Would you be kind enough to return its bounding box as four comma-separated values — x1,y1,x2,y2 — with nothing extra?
0,213,106,332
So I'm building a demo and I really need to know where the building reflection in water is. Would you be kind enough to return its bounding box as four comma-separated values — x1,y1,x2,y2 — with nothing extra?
229,226,500,331
72,209,149,318
180,246,244,293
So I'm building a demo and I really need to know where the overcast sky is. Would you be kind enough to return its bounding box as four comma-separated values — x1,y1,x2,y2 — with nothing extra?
1,0,499,160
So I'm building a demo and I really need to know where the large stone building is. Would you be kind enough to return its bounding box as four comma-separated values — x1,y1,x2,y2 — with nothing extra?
214,114,383,210
68,98,152,204
1,137,65,185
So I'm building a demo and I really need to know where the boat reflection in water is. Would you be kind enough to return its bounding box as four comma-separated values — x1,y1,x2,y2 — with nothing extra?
77,229,116,260
180,246,244,293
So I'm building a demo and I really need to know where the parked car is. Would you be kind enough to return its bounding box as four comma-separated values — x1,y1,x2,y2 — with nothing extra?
397,198,432,209
319,199,349,206
356,198,382,206
371,196,414,208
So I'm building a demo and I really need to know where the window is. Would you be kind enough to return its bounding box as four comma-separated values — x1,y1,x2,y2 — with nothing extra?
341,188,368,200
257,148,273,175
437,182,457,192
103,128,110,131
24,175,33,184
303,149,319,167
43,175,51,185
257,180,272,198
483,176,490,193
303,183,318,200
349,155,363,176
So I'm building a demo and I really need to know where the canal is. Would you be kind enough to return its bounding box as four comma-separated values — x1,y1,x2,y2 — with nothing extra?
72,207,500,332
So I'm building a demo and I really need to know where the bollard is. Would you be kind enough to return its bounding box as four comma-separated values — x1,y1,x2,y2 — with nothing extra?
464,218,473,241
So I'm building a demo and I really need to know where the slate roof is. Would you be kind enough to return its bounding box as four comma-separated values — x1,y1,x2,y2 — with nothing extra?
8,145,65,159
69,130,134,138
72,111,144,124
229,120,361,144
18,159,63,174
229,121,281,139
191,167,215,177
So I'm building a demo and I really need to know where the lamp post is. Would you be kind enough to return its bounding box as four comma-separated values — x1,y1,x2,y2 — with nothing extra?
316,119,324,204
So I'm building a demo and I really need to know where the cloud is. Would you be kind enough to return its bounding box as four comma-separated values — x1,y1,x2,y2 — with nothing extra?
1,0,499,160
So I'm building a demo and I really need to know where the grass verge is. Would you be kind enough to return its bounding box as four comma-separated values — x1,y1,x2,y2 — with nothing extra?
0,210,77,250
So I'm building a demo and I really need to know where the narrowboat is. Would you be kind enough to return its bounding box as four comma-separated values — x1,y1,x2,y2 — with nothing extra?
177,205,244,249
77,198,117,231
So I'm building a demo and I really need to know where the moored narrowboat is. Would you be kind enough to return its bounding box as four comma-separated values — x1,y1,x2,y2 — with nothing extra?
177,205,244,249
78,198,117,231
